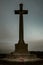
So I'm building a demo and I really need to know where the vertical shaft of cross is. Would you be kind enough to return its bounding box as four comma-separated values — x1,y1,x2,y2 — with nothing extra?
19,4,23,42
19,13,23,42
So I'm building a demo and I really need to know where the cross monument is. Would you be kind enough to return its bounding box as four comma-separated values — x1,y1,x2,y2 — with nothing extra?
15,4,28,53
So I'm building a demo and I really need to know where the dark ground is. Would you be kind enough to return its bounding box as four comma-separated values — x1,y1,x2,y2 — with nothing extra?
0,51,43,65
0,60,43,65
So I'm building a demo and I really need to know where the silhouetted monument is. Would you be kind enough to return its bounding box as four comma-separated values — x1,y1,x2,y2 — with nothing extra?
3,3,41,62
15,3,28,53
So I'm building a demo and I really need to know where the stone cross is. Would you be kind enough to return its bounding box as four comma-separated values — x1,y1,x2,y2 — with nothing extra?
15,4,28,53
15,3,28,43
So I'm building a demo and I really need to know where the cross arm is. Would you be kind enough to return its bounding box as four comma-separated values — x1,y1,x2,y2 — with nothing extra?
15,10,20,14
14,10,28,14
22,10,28,14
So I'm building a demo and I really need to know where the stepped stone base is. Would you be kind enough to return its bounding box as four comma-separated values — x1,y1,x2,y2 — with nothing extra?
7,53,37,59
3,52,40,62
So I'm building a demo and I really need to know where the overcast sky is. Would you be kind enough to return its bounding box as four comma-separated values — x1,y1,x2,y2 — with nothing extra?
0,0,43,53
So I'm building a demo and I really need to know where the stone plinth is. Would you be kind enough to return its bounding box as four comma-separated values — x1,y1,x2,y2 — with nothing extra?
15,43,28,53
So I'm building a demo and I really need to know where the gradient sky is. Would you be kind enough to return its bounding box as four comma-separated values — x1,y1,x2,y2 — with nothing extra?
0,0,43,53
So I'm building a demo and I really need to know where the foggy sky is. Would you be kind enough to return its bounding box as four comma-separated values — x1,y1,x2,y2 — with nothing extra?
0,0,43,53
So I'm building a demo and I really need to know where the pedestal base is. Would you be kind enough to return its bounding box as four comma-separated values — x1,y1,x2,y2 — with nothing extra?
15,42,28,53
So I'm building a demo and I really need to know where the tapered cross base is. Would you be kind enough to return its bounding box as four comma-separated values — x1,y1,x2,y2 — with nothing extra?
15,42,28,53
